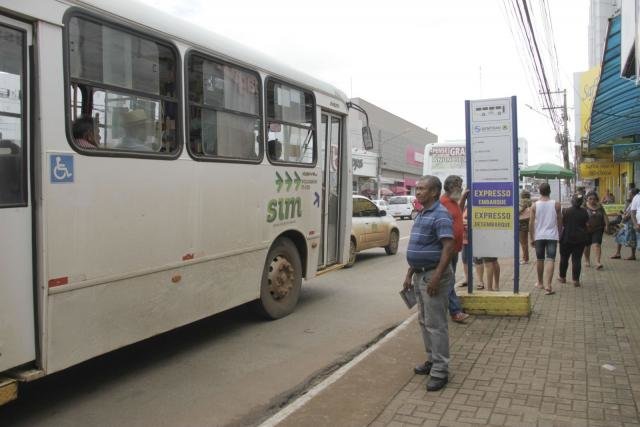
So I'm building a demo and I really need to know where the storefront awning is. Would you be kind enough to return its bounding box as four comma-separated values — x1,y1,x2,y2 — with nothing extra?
589,15,640,148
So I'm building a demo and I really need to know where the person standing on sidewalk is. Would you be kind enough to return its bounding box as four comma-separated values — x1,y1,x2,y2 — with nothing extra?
440,175,470,324
558,194,589,287
631,188,640,255
529,182,562,295
584,191,609,270
611,188,639,260
403,175,455,392
458,206,470,288
519,191,532,264
483,257,501,291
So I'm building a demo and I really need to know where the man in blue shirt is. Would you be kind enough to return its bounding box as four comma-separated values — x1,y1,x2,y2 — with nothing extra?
403,175,455,391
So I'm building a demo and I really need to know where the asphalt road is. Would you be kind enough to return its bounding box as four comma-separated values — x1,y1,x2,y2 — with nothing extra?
2,220,416,427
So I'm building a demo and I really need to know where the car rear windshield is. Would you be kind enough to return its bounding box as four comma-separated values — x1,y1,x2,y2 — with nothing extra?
389,197,408,204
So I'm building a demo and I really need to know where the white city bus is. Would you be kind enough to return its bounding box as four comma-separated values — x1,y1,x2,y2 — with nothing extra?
0,0,372,403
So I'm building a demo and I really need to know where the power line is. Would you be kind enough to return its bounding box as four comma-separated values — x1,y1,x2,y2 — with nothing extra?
501,0,540,103
517,0,564,134
522,0,559,126
542,0,561,91
510,0,548,108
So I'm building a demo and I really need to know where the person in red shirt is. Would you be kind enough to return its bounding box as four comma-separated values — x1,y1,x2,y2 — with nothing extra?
439,175,470,323
412,198,423,212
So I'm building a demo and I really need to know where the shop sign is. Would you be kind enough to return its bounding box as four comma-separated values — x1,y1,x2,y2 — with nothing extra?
579,162,617,178
351,152,377,177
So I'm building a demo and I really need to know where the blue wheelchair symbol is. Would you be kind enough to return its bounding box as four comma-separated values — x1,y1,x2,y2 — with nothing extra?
50,154,74,183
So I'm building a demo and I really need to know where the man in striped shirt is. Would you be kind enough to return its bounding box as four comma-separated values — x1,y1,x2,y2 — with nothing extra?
403,175,455,391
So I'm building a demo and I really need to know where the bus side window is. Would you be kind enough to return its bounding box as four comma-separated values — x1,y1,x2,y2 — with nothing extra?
67,15,179,156
187,53,261,162
266,80,315,165
0,25,26,206
0,140,23,205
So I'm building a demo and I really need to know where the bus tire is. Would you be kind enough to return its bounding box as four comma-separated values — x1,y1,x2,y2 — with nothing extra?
256,238,302,319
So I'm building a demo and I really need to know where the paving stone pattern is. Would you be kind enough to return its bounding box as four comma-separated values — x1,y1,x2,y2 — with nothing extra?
371,237,640,427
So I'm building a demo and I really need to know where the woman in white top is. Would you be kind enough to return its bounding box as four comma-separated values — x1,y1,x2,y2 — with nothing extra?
529,183,562,295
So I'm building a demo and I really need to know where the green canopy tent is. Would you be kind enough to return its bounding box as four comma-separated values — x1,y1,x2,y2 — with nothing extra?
519,163,574,179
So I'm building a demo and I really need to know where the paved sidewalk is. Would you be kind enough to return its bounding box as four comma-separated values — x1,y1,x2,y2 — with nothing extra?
274,236,640,427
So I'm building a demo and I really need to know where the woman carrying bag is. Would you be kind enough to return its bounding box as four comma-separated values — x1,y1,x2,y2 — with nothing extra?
584,191,609,270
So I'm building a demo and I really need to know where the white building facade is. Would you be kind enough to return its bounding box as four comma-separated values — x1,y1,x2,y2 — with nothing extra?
588,0,621,67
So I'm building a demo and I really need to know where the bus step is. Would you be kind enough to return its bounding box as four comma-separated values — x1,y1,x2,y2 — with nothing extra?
0,377,18,406
316,263,345,276
10,368,45,382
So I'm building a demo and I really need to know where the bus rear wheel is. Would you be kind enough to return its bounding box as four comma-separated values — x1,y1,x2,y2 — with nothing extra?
256,238,302,319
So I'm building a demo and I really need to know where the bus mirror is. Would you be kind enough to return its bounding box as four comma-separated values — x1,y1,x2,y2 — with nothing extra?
347,101,373,150
362,126,374,150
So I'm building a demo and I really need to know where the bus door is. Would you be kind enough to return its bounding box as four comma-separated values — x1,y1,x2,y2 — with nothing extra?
0,16,36,372
318,112,342,266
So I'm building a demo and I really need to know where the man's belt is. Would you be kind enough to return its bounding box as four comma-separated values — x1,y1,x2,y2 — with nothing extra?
413,265,437,272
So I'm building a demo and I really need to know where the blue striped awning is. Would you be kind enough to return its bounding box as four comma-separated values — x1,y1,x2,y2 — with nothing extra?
588,14,640,148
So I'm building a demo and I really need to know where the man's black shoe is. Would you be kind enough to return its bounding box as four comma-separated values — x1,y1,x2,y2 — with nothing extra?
426,376,448,391
413,361,433,375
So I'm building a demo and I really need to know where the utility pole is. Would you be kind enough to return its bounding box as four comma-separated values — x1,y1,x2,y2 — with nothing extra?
377,129,383,200
542,89,572,194
561,89,572,193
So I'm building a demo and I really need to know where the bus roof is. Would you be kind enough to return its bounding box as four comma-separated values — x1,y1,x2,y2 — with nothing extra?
64,0,348,101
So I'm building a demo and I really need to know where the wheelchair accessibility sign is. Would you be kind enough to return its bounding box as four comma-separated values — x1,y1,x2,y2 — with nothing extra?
50,154,74,183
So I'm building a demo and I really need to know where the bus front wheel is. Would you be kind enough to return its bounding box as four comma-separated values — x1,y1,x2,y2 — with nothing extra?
256,238,302,319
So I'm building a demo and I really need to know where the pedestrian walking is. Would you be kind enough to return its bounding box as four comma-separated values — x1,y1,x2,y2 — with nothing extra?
403,175,455,392
631,188,640,255
439,175,470,324
558,194,589,287
611,188,639,260
529,182,562,295
584,191,609,270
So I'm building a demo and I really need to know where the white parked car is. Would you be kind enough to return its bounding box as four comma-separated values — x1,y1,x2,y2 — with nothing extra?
347,196,400,267
387,195,417,220
372,199,389,210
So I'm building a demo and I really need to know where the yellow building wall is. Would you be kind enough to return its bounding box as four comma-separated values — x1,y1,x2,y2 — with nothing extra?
599,162,633,202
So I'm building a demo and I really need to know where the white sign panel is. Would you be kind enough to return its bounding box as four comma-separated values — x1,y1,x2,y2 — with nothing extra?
467,97,517,259
351,151,377,177
424,143,467,187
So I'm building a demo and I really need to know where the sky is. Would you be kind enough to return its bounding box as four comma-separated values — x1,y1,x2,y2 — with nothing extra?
140,0,590,165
